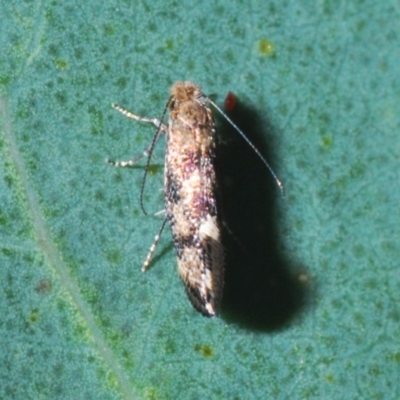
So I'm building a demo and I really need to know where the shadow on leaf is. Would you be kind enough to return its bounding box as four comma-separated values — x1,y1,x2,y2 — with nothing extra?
217,97,311,331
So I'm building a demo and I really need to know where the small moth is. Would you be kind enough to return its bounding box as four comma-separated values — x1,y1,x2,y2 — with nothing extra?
107,81,282,317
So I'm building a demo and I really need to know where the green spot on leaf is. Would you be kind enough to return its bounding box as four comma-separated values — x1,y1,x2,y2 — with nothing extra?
165,39,174,50
29,308,39,323
321,135,333,148
103,24,115,36
55,59,68,70
258,38,275,56
104,248,122,265
194,343,214,357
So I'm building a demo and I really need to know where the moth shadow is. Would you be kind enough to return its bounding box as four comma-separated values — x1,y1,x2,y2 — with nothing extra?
217,99,310,331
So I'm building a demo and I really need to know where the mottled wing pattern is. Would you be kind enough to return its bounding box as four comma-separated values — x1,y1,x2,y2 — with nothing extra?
164,82,224,317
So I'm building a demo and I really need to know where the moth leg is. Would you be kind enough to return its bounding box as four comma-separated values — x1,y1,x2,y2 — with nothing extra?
106,103,168,167
153,209,166,217
112,103,168,131
106,154,148,168
142,217,168,271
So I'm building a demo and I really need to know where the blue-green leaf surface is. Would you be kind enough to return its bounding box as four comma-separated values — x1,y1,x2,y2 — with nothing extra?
1,1,399,399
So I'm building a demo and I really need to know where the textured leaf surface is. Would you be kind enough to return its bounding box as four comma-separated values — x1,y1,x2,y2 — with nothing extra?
1,1,399,399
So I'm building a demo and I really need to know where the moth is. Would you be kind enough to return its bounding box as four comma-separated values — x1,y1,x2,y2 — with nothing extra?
107,81,282,317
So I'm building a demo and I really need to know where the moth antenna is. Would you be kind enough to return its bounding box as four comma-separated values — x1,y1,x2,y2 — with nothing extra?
138,95,172,214
207,98,284,196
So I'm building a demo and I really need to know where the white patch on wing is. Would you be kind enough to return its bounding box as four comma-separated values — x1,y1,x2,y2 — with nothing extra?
199,214,219,240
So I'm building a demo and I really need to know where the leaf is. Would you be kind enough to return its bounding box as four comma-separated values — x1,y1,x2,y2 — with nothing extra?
1,1,399,399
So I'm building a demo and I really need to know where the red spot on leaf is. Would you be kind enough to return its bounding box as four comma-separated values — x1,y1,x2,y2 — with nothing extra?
224,91,237,111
